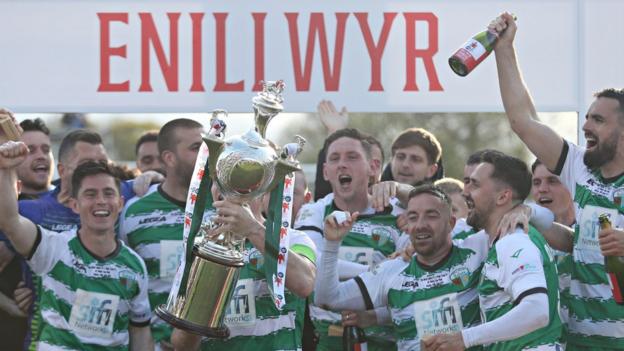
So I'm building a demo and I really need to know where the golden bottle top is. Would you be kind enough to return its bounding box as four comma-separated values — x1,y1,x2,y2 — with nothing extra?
599,214,612,230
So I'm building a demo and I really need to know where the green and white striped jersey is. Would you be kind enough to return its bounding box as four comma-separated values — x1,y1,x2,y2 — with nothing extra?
201,229,316,351
554,141,624,349
452,218,477,240
359,231,488,351
295,193,405,351
478,227,562,350
119,184,214,344
28,227,150,351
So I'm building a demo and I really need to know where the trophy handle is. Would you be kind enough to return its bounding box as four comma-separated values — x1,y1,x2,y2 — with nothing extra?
202,136,224,184
267,159,300,193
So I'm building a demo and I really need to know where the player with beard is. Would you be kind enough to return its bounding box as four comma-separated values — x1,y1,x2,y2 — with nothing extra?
424,151,562,351
295,128,404,351
16,119,54,200
120,118,208,350
489,12,624,350
314,184,488,351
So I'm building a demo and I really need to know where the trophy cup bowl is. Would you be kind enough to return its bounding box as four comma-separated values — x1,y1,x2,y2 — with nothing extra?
156,81,299,338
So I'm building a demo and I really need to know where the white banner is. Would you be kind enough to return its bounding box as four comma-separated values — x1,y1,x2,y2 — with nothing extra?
0,0,619,114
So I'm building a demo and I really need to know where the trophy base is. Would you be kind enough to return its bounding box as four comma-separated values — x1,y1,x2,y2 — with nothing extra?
155,305,230,338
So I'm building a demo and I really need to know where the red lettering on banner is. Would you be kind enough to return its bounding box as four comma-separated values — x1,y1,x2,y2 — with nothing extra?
97,13,129,92
139,13,180,92
190,13,205,92
354,12,397,92
252,13,267,92
403,13,443,92
214,13,244,91
285,12,348,91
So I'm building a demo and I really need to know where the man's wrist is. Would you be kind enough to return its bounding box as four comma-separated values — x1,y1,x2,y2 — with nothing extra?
323,239,341,252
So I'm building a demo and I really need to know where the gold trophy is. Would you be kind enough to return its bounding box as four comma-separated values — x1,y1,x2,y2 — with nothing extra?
155,81,300,337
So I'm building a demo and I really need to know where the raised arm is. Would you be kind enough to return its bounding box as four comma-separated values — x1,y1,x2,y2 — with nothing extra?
0,141,39,257
493,12,564,171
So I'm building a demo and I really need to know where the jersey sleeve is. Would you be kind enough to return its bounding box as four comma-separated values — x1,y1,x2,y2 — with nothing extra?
288,228,317,264
129,258,151,326
553,140,584,198
27,227,67,275
358,258,406,307
495,231,547,301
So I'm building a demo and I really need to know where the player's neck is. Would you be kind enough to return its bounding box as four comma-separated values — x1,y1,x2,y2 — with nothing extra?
416,243,452,268
161,176,188,203
484,206,512,242
333,192,370,213
600,156,624,179
78,228,118,259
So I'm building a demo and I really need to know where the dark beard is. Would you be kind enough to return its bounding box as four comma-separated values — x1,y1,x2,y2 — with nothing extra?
583,134,618,169
466,211,485,231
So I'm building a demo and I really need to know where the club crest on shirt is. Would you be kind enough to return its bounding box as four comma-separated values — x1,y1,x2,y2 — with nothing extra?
118,269,138,290
449,267,471,288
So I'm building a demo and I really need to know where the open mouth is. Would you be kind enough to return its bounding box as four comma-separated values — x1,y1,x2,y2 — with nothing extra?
414,233,432,240
585,134,598,149
32,164,49,174
338,174,352,185
464,197,475,210
92,210,111,218
537,197,553,206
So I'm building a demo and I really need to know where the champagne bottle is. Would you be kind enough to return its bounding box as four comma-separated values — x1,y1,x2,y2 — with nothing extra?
343,325,368,351
448,16,516,77
598,214,624,305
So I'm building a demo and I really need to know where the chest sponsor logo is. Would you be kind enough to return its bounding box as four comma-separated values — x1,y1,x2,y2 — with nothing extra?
68,289,120,338
224,278,256,327
402,279,419,290
338,246,374,266
48,223,77,232
578,205,616,252
585,178,612,198
160,240,184,280
138,215,167,225
414,292,463,338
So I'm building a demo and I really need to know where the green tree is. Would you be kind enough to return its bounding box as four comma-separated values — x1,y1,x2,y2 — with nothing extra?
274,112,529,181
106,119,161,161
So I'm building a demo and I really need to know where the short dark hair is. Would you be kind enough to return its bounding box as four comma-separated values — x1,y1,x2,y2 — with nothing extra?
58,129,103,163
391,128,441,165
323,128,372,161
594,88,624,120
466,149,496,166
158,118,203,155
135,130,159,155
20,118,50,136
531,158,543,173
71,160,121,198
480,150,531,203
364,135,384,164
408,184,452,211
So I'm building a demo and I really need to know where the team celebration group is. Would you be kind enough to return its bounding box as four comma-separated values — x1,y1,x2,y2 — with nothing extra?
0,12,622,351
